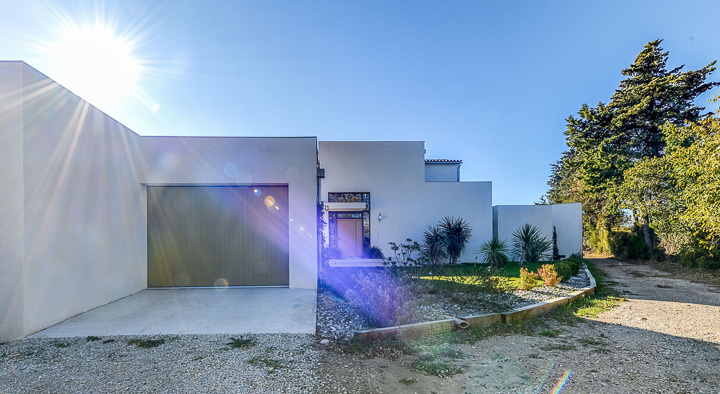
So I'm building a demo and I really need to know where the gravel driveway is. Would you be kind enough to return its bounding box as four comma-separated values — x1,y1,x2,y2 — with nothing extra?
316,258,720,393
2,258,719,393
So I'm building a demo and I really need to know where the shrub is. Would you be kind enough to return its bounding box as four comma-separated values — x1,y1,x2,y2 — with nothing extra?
365,245,385,259
438,217,472,265
477,237,510,268
344,271,413,327
553,261,573,283
537,264,561,287
385,238,422,278
517,267,541,290
323,246,343,261
467,267,513,293
552,226,561,261
680,247,720,269
561,256,581,276
609,230,649,260
422,225,448,270
511,224,552,264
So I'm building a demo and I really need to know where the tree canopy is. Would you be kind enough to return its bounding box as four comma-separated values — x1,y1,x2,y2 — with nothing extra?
545,40,719,260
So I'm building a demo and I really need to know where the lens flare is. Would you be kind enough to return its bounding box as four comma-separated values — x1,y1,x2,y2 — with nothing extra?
264,196,275,207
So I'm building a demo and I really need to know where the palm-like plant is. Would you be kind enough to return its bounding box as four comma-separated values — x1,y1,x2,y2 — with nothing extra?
439,217,472,265
511,224,552,265
478,237,509,268
423,224,447,269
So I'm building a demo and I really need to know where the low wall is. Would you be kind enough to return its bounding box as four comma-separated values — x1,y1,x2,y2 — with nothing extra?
353,267,596,341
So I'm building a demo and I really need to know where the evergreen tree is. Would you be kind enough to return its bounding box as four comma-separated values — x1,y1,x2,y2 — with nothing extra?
545,40,718,253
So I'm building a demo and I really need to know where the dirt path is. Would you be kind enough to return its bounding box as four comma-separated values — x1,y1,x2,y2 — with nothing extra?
316,258,720,393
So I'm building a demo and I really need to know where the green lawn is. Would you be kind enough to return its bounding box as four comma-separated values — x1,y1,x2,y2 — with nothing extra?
417,261,557,290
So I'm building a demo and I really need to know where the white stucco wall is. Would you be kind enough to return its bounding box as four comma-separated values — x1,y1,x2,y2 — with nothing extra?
493,203,583,260
140,136,319,289
493,205,554,260
0,62,319,342
19,64,149,337
319,141,492,263
424,163,460,182
551,202,583,256
0,62,26,342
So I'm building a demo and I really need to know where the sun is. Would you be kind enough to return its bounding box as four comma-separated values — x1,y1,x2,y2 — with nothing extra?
47,24,141,112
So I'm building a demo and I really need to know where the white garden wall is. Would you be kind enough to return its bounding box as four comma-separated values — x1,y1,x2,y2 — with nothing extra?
493,205,553,251
492,203,583,260
552,203,583,257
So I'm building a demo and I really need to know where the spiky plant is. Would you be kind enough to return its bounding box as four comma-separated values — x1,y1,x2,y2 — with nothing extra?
423,224,447,270
511,224,552,265
439,217,472,265
478,237,509,268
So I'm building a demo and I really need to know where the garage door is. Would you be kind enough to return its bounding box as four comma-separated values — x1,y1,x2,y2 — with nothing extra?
147,186,289,287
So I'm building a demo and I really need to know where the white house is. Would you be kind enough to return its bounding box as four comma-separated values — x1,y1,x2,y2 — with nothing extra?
318,141,492,265
0,61,583,342
0,62,318,342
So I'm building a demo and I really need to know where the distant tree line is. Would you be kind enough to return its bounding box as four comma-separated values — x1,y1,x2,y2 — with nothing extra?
542,39,720,268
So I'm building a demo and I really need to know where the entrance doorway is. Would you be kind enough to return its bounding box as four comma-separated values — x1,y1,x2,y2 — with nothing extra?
337,218,363,258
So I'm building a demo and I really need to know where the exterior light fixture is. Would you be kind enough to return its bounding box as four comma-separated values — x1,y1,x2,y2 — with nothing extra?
378,212,382,221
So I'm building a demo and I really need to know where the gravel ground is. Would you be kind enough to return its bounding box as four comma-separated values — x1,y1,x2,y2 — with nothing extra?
317,267,591,340
5,259,716,393
316,258,720,393
0,334,319,393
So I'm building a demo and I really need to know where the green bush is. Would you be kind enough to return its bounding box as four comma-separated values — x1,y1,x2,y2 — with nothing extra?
477,237,509,268
561,256,581,276
517,267,541,290
680,247,720,269
511,224,552,264
553,261,573,283
609,230,649,260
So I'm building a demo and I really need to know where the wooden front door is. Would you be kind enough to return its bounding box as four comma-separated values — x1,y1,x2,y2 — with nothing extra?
337,218,363,258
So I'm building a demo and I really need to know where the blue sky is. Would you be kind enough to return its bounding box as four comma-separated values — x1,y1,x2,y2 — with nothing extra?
1,0,718,204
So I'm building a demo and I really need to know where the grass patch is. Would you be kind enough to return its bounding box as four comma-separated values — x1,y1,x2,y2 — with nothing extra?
399,377,417,385
102,339,115,344
247,356,282,372
227,336,255,349
127,338,165,348
411,354,464,377
539,329,561,338
539,343,576,351
591,347,612,354
628,271,646,278
86,336,101,342
550,261,626,324
418,261,549,290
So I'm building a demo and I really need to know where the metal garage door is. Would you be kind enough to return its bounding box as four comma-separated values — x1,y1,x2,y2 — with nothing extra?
147,186,289,287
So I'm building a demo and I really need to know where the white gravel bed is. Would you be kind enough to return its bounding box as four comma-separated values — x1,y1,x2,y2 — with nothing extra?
317,266,592,340
0,334,319,393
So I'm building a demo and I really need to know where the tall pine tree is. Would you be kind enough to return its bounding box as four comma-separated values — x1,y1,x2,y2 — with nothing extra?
545,40,718,253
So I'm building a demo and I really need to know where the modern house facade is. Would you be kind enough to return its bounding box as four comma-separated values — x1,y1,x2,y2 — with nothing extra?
0,62,318,342
318,141,492,264
0,61,583,342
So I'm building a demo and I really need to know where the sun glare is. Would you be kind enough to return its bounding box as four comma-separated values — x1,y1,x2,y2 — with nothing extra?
48,24,141,112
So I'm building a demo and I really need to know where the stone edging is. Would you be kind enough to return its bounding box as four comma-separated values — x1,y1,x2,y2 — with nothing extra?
353,266,596,341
